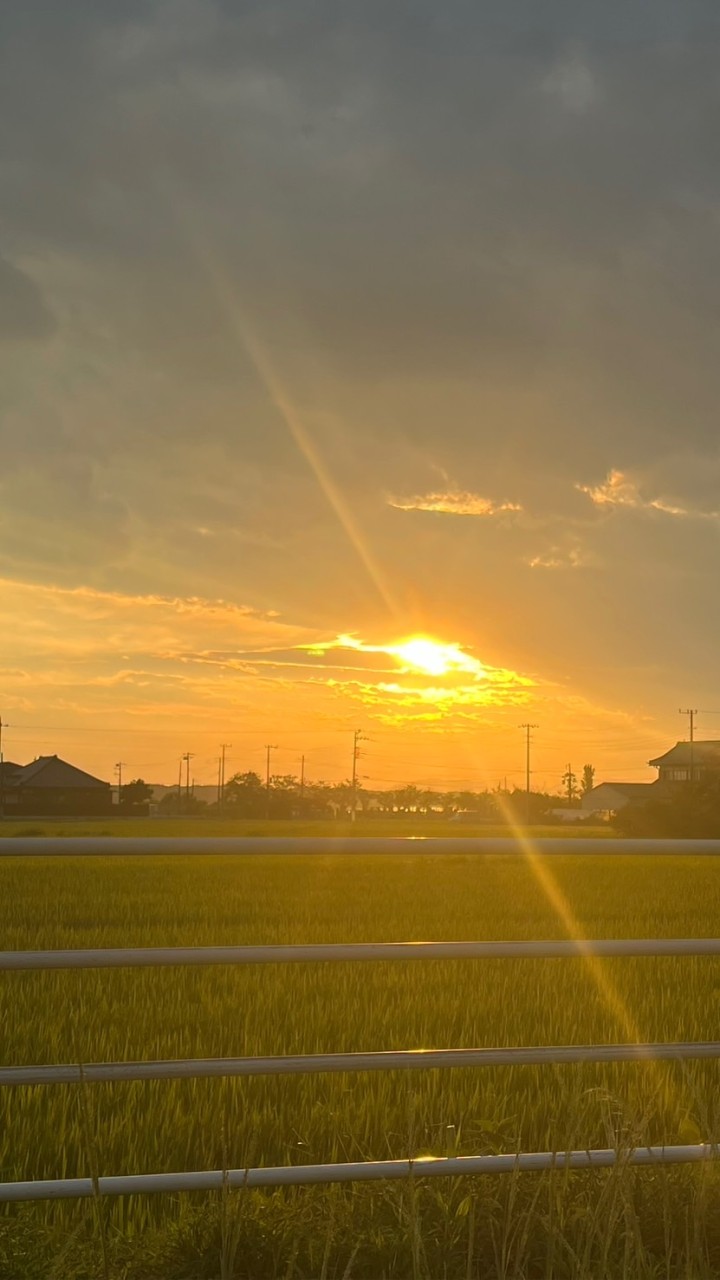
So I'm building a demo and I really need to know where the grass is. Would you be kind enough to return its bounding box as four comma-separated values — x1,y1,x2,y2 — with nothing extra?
0,816,612,838
1,840,719,1277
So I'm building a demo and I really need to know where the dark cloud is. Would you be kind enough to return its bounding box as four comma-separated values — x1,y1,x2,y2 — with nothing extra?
2,3,719,397
1,0,720,611
0,258,56,341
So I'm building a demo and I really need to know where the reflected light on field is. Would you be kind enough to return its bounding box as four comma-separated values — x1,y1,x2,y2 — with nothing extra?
494,799,705,1141
494,793,646,1046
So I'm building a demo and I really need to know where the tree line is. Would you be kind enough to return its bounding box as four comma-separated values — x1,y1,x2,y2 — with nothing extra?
119,765,598,821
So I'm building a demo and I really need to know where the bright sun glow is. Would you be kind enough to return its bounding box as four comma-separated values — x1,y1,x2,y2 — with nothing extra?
388,637,483,677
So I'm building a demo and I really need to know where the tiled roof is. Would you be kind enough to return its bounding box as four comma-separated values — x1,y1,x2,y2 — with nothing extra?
10,756,109,790
648,741,720,768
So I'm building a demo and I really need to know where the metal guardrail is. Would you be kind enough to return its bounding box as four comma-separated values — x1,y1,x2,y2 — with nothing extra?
1,1145,718,1202
2,1041,720,1087
2,837,720,1202
3,937,720,970
2,835,720,857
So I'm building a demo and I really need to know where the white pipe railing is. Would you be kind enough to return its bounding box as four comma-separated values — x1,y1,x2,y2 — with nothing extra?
1,836,720,857
3,936,720,970
1,1145,718,1202
3,832,720,1205
2,1040,720,1087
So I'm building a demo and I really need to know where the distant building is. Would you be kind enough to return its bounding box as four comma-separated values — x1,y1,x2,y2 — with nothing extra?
0,755,112,816
581,739,720,817
581,782,658,815
648,741,720,784
548,808,591,823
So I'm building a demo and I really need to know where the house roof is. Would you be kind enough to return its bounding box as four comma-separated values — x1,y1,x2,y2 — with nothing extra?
588,782,658,798
648,741,720,768
581,781,659,811
8,756,110,790
591,778,653,788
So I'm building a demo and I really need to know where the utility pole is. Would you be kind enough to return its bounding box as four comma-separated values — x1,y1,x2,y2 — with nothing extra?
177,758,183,807
265,744,278,819
216,757,222,806
219,743,231,810
519,723,538,825
679,708,698,785
114,761,126,809
0,714,7,820
351,729,366,823
300,754,305,802
182,753,194,808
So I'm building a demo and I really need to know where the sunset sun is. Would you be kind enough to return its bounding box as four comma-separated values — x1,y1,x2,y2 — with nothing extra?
389,637,482,677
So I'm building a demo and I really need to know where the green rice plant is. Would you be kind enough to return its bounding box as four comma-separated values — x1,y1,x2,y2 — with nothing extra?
0,849,719,1276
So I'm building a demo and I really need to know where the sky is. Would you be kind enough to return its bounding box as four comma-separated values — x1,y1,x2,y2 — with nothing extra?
2,1,720,794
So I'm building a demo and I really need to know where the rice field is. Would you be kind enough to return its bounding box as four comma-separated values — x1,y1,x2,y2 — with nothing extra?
1,844,720,1279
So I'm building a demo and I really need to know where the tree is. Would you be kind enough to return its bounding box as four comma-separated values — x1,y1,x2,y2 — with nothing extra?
268,774,301,818
224,771,265,816
455,790,479,814
394,785,420,813
505,788,554,825
561,766,579,807
157,790,207,815
418,789,439,815
580,765,596,796
119,779,153,813
613,777,720,838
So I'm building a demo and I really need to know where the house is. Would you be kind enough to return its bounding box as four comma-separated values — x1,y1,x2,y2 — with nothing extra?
648,741,720,784
581,739,720,817
581,781,658,815
0,755,113,816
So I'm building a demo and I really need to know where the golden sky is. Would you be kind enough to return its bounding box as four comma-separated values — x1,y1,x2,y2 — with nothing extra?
0,574,695,792
2,2,720,793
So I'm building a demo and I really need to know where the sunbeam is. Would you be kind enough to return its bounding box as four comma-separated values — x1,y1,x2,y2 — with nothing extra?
161,189,399,619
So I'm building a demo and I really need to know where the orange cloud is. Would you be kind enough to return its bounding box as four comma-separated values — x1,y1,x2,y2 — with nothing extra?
302,634,535,719
577,470,718,519
387,490,522,516
527,547,589,570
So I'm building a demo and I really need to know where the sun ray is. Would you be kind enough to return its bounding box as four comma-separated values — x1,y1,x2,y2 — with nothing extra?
157,184,399,618
492,794,702,1125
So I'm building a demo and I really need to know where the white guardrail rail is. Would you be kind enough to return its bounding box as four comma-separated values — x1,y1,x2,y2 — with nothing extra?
1,836,720,856
1,836,720,1202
